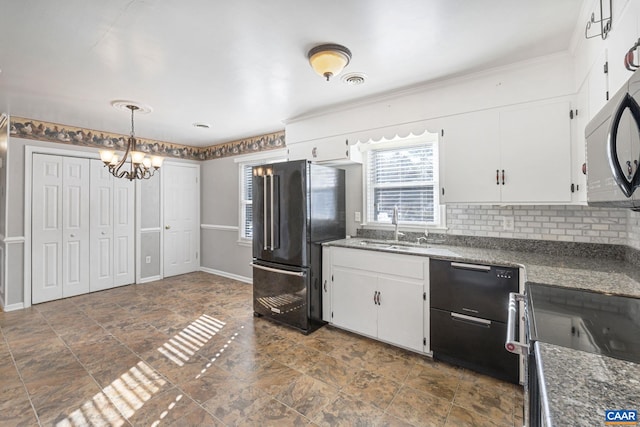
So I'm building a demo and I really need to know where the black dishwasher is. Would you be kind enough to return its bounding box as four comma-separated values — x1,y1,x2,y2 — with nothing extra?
430,259,519,383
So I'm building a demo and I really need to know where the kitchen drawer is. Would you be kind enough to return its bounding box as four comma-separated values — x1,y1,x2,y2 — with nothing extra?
430,308,519,383
430,259,518,322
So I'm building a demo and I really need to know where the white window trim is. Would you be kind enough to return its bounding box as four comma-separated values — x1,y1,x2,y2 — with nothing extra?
361,134,446,231
236,149,287,245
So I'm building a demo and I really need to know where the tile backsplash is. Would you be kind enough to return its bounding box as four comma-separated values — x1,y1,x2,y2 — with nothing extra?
446,205,631,246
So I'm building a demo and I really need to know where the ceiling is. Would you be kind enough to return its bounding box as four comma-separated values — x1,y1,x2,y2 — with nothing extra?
0,0,585,147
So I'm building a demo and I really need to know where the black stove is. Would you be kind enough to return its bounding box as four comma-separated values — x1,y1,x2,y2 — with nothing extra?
527,283,640,364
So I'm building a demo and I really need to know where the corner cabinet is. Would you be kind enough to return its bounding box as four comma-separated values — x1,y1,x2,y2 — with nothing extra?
440,98,573,204
323,246,428,354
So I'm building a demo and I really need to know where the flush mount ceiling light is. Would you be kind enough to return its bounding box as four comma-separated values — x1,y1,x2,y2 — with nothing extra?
99,103,163,180
307,43,352,81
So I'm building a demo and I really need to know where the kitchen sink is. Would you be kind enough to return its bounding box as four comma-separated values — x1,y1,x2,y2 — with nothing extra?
353,239,459,257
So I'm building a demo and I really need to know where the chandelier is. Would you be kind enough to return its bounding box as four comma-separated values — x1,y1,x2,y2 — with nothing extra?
99,104,163,180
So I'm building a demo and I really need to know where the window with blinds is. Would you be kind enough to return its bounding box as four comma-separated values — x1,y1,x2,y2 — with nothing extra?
240,164,253,240
238,154,286,243
365,143,440,225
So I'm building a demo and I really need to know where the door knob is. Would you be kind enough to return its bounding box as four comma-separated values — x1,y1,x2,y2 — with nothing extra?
165,225,171,230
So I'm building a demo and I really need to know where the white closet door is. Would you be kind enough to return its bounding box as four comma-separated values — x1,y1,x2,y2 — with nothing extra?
61,157,90,298
32,154,64,304
113,173,134,287
90,160,114,292
163,164,199,277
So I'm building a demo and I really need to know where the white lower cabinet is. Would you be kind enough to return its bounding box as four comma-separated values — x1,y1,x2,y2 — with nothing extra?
326,246,427,353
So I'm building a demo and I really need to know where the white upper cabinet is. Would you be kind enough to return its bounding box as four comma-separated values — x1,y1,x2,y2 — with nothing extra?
287,136,363,164
441,99,573,204
439,110,501,203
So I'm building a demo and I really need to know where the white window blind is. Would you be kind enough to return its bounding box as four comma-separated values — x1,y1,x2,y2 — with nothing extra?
366,144,439,225
240,164,253,239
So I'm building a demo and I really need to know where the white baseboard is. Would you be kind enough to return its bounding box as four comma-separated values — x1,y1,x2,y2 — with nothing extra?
200,267,252,284
138,275,162,284
1,302,25,312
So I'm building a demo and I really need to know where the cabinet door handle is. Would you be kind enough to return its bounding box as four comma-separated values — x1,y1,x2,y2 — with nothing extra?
373,291,377,305
501,169,505,185
377,291,381,305
496,169,499,185
323,280,327,292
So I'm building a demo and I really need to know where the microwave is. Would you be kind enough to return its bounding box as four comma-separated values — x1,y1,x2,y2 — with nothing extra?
586,69,640,209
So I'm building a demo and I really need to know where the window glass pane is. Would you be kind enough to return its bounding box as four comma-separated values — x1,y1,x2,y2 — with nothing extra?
373,186,435,223
367,142,438,225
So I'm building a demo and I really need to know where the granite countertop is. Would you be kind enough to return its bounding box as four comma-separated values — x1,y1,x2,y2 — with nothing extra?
536,342,640,427
325,237,640,426
324,237,640,298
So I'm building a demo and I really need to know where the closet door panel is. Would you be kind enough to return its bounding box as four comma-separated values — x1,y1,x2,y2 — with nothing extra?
32,154,63,304
62,157,90,298
113,178,134,287
90,160,114,292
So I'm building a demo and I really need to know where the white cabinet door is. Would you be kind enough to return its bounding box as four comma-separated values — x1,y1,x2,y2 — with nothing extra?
499,100,572,203
90,160,114,292
163,164,199,277
440,110,501,203
377,276,424,352
322,246,332,322
61,157,90,298
331,266,377,338
32,154,64,304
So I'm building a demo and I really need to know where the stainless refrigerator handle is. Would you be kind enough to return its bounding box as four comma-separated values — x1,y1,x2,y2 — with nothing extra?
450,262,491,272
263,175,268,250
270,172,274,250
251,262,306,277
505,292,528,355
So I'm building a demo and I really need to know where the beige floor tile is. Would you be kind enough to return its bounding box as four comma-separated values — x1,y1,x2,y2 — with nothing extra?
453,376,515,426
341,369,401,410
313,393,386,427
385,385,451,427
238,397,310,426
306,353,360,390
202,383,272,425
404,359,463,401
275,373,339,419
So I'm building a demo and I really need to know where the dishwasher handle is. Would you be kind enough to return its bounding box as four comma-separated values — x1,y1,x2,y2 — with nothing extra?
505,292,528,355
450,262,491,272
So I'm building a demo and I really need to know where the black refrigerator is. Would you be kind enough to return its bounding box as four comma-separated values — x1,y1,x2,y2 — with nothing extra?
251,160,345,333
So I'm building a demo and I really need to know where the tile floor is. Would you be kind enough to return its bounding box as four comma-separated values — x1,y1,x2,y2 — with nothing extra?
0,272,524,426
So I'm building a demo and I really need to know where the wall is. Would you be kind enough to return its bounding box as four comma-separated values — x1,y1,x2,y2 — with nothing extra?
139,173,161,280
200,156,252,282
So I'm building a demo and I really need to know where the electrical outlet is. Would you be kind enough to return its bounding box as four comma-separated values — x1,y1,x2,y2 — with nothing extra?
354,211,361,222
145,256,151,264
502,216,515,231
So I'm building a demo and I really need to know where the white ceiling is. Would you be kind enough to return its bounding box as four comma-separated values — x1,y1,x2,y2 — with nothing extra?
0,0,584,147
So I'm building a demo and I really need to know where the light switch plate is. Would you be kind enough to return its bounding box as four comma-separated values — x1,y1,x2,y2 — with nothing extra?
502,216,515,231
354,211,361,222
145,256,151,264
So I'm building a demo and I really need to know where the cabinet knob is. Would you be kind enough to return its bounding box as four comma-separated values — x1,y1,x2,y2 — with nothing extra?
101,231,107,235
165,225,171,230
70,234,75,238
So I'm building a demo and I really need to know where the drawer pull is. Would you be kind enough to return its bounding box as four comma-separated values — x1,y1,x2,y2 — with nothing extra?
451,312,491,326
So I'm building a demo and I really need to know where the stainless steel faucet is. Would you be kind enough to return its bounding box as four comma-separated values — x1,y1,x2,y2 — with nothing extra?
392,206,404,241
